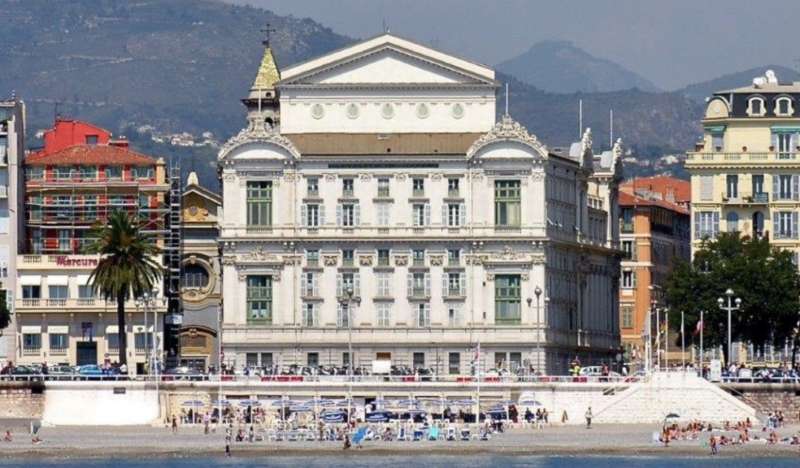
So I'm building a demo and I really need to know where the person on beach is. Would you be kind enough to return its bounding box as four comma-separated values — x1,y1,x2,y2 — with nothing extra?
561,410,568,425
710,435,718,455
343,433,351,450
3,430,11,442
171,415,178,434
204,413,210,435
585,407,592,429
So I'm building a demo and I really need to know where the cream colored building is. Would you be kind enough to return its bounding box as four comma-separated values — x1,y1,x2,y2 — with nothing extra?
219,34,621,375
687,72,800,258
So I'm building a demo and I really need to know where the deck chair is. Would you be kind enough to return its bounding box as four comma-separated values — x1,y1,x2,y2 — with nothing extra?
398,426,408,441
428,426,440,440
446,426,457,441
460,428,471,441
413,428,423,441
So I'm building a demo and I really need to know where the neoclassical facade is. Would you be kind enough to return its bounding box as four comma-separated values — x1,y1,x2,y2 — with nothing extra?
219,34,621,374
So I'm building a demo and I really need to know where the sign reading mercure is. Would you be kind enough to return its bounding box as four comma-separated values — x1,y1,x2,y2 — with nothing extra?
54,256,99,267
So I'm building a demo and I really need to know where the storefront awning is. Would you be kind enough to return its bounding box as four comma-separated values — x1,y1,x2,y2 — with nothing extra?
704,125,726,134
19,275,41,286
21,325,41,334
47,275,69,286
47,325,69,334
76,274,91,286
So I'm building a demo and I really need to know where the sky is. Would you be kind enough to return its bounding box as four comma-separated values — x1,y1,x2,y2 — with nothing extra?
223,0,800,90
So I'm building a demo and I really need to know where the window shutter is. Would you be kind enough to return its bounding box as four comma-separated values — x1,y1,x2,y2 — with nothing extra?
460,203,466,226
460,273,467,296
773,175,779,199
300,204,307,226
319,204,326,225
441,205,448,226
312,274,319,296
773,212,780,239
793,175,799,200
424,303,431,325
712,212,719,237
407,274,413,296
700,176,713,201
694,213,700,239
336,204,342,226
354,273,361,296
354,204,361,225
336,302,342,327
424,273,431,296
424,204,431,226
441,274,448,298
793,212,799,239
336,273,343,297
772,133,779,151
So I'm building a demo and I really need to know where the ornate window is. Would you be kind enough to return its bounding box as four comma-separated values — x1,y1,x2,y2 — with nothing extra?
246,275,272,324
775,97,794,116
246,181,272,227
182,263,209,289
495,274,521,325
746,96,766,117
495,180,521,227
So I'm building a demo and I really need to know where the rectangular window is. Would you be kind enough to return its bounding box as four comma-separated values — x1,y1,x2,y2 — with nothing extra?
448,305,461,327
377,249,390,266
78,284,94,299
85,135,99,145
495,274,521,325
495,180,521,227
412,203,429,226
377,178,390,197
306,249,319,266
58,230,70,252
695,211,720,239
448,352,460,375
247,181,272,227
307,177,319,196
447,178,460,197
447,203,463,227
107,333,119,351
134,333,154,353
26,167,43,181
246,353,259,367
412,249,425,267
342,178,354,197
622,240,634,260
305,204,320,227
303,272,317,297
376,273,391,297
340,204,356,226
54,166,71,180
777,175,794,200
622,305,634,329
338,272,358,296
247,276,272,323
342,249,354,267
303,303,317,327
448,249,460,266
337,303,350,328
49,333,68,353
79,166,98,180
415,304,430,327
105,166,122,180
447,273,461,297
261,353,273,368
376,303,391,327
777,133,793,158
307,352,319,368
413,352,425,369
711,133,724,151
342,352,350,367
726,174,738,199
622,270,635,289
132,166,154,179
699,175,714,201
49,285,68,299
411,272,427,297
22,285,41,299
376,203,391,226
412,178,425,197
752,174,766,201
22,334,41,354
775,211,798,239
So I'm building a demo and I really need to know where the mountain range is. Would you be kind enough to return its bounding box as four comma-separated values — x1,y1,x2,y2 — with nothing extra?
0,0,790,188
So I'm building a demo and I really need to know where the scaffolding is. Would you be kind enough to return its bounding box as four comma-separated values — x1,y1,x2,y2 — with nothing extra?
162,162,183,368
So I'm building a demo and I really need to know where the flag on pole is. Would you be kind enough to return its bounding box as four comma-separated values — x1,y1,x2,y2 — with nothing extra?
694,319,703,336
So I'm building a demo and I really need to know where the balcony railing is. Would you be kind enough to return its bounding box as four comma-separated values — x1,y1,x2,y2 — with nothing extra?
686,152,800,164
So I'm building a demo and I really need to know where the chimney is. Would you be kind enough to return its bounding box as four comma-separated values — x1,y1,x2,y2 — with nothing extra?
109,136,129,148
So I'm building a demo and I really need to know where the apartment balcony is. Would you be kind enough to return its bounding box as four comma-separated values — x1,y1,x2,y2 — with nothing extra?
721,192,769,205
686,152,800,166
15,297,166,312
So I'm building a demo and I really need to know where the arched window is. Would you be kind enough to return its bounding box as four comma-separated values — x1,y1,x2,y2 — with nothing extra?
752,211,764,237
182,264,210,289
775,97,794,116
747,96,766,117
726,211,739,232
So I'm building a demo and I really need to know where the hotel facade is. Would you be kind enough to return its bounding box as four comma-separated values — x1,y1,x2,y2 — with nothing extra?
219,34,622,374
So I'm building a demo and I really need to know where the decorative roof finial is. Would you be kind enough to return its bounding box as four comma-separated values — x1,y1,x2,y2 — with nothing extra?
261,22,277,47
504,83,510,117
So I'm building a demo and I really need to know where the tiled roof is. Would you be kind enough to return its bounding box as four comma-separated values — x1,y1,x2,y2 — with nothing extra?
621,176,691,203
25,144,156,166
284,133,482,155
618,191,690,215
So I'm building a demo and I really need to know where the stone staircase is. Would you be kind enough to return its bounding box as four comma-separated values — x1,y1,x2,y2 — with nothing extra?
593,371,758,424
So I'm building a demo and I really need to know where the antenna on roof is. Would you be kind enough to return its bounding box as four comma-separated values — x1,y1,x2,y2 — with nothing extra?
54,101,61,121
578,99,583,139
505,83,510,116
609,108,614,149
260,22,276,47
382,18,389,34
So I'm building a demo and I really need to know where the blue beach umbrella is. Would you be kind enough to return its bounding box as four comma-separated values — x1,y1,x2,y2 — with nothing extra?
182,400,205,408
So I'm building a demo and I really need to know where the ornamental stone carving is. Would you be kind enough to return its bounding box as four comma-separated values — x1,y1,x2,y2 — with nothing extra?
221,255,237,266
431,173,443,181
466,114,547,159
531,170,545,182
429,255,444,266
359,255,374,266
324,173,337,181
359,173,372,182
394,255,408,266
243,246,280,263
222,173,237,182
218,125,301,162
323,255,339,266
486,273,495,281
521,273,530,281
395,173,408,181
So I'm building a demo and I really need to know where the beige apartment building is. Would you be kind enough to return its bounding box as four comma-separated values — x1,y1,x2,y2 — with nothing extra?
686,72,800,260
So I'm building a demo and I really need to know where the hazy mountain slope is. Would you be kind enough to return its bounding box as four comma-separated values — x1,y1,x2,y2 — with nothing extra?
680,65,800,102
496,41,660,94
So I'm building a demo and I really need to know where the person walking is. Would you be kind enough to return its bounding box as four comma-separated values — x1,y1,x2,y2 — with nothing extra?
584,406,593,429
171,415,178,434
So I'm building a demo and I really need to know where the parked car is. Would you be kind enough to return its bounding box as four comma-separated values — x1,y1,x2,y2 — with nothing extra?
47,364,77,380
162,366,205,381
77,365,121,379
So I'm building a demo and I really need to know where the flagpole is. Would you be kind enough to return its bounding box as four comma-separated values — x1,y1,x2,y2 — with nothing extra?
699,310,704,370
681,311,685,369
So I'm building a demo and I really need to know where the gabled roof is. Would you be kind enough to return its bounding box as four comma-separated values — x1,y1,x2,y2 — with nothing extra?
184,172,221,204
618,191,690,215
26,144,156,166
621,176,691,204
280,33,495,85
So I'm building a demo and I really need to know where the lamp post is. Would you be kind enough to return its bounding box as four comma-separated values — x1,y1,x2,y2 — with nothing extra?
717,288,742,366
135,287,160,376
534,286,543,373
339,284,359,427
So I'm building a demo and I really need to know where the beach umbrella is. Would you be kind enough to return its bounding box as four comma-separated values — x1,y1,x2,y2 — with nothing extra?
238,399,261,407
395,399,419,407
182,400,205,408
450,399,476,406
211,399,230,406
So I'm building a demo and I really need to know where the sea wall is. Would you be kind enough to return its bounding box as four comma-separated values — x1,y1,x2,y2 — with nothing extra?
41,382,160,426
725,383,800,422
0,382,44,419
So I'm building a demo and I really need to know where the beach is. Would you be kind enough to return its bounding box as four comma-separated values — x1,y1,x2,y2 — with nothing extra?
1,421,799,460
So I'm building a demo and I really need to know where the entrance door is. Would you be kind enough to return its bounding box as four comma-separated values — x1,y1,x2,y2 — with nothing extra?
76,342,98,365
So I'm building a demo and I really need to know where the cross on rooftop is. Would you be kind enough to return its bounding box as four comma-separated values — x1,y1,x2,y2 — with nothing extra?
261,23,277,47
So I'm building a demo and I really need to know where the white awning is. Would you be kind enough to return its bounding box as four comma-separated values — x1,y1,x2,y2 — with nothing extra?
47,275,69,286
105,325,119,334
133,325,154,333
21,325,41,334
47,325,69,334
76,275,91,286
19,275,42,286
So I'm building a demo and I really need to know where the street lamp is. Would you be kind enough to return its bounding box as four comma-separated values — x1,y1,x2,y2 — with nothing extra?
717,288,742,365
135,287,160,376
339,284,359,427
534,286,543,373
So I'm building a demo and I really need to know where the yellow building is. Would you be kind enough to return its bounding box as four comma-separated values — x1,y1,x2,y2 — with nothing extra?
686,71,800,259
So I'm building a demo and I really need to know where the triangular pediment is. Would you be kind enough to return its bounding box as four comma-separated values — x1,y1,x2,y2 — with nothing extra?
280,34,496,86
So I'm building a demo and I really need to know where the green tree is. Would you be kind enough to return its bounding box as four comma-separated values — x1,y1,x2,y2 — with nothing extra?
665,232,800,365
0,290,10,335
86,211,162,367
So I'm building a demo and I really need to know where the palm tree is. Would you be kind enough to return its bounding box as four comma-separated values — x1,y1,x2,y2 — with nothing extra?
86,210,162,367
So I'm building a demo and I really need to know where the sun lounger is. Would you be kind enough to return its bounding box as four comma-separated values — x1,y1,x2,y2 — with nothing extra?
398,427,408,441
428,426,440,440
446,426,457,441
460,429,471,441
413,429,423,441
